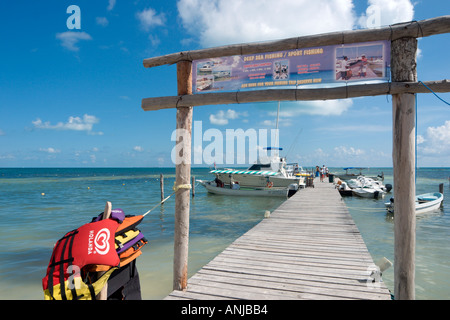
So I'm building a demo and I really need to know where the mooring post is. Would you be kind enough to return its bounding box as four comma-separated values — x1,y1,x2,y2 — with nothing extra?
173,60,193,291
160,173,164,202
391,37,417,300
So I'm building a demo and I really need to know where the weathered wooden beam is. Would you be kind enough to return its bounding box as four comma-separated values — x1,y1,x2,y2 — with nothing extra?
392,37,417,300
143,16,450,68
141,80,450,111
173,60,193,292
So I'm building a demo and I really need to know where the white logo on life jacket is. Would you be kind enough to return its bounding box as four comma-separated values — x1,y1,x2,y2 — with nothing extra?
93,228,110,255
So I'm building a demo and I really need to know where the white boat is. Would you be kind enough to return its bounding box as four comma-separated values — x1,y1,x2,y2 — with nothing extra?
336,180,353,196
351,176,389,199
385,192,444,214
210,102,306,189
335,167,384,181
199,64,212,72
352,185,386,199
210,154,305,188
198,180,289,198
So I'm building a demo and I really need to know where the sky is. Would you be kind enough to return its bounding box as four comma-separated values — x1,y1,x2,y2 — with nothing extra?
1,0,449,168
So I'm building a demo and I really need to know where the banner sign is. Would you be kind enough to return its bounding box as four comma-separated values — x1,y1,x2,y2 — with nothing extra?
192,40,390,93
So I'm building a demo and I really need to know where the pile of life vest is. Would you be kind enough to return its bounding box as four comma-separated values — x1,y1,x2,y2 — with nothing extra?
42,208,147,300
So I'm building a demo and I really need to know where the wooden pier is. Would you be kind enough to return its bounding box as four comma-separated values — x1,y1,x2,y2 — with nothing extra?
165,179,392,300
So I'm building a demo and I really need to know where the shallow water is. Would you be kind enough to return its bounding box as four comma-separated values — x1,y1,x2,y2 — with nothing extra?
0,167,448,299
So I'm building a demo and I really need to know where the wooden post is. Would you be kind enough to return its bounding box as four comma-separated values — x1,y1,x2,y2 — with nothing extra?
173,60,193,291
160,173,164,202
391,37,417,300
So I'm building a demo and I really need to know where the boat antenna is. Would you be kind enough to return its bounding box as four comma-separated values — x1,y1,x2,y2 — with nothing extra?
272,101,280,157
276,101,280,131
285,128,303,159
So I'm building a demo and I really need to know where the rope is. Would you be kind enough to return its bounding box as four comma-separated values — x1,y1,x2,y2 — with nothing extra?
418,80,450,106
173,182,192,192
142,182,192,217
142,191,175,217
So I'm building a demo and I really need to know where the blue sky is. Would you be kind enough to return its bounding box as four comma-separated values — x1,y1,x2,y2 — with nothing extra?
0,0,449,168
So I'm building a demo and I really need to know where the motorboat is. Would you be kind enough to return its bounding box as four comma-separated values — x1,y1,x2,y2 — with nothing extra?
197,180,290,198
334,167,384,181
336,179,353,197
385,192,444,214
199,64,212,72
352,185,386,199
210,150,305,188
350,176,391,199
208,102,307,190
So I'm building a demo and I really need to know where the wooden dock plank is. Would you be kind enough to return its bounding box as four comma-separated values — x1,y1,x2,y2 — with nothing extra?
165,178,392,300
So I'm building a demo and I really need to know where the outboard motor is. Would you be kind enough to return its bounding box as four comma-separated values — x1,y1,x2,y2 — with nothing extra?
385,184,392,193
288,183,299,197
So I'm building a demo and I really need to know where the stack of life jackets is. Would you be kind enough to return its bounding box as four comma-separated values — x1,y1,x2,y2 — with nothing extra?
42,208,148,300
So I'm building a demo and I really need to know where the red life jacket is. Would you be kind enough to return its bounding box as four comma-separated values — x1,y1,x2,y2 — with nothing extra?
42,218,120,300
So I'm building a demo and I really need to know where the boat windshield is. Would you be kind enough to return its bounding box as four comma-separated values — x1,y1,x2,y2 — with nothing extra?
247,163,271,171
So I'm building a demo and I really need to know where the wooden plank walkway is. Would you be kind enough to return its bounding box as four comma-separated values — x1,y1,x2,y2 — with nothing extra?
165,178,392,300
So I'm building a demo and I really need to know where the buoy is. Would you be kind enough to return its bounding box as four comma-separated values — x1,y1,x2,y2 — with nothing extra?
41,193,45,196
87,187,90,189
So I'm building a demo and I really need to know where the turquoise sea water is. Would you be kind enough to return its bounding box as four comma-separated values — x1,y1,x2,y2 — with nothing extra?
0,167,449,300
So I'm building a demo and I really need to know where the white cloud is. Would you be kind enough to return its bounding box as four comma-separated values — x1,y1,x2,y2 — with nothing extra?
96,17,109,27
419,121,450,155
334,145,365,156
148,34,161,47
416,135,425,144
0,154,15,160
178,0,415,47
107,0,116,11
178,0,356,47
136,8,166,31
133,146,144,152
269,99,353,118
321,124,391,132
56,31,92,52
209,109,247,125
39,147,60,154
358,0,414,29
32,114,103,135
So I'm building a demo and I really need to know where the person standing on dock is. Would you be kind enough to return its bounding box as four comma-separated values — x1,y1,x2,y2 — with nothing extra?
320,165,325,182
359,54,368,77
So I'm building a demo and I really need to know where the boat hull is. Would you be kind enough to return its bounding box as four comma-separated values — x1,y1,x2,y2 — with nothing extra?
212,172,303,188
198,180,288,197
353,188,385,199
385,192,444,214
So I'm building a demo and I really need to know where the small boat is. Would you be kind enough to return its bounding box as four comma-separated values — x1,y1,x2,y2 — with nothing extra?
352,185,386,199
385,192,444,214
199,64,212,72
198,180,290,198
334,167,384,181
336,180,353,197
348,176,391,199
